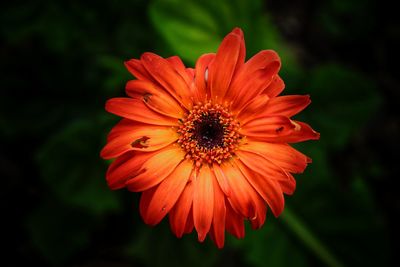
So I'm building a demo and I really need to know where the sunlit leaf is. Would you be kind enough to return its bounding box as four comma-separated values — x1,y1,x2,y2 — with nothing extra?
149,0,297,71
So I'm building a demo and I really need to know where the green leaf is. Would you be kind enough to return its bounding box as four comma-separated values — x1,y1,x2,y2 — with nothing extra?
149,0,298,72
149,0,221,63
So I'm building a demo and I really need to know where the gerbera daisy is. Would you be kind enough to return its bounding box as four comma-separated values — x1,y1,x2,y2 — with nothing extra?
101,28,319,248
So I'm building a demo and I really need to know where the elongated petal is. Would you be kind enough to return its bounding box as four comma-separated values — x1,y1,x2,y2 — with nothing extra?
141,52,193,109
225,202,245,238
232,67,279,112
194,53,215,102
249,193,267,230
261,95,311,117
219,162,257,219
166,56,192,85
183,208,194,234
240,141,309,174
241,116,295,139
126,80,184,118
101,120,178,159
227,50,280,110
236,149,290,183
263,75,285,97
212,163,232,197
106,97,178,126
236,94,270,124
106,151,155,190
140,187,156,221
231,27,246,71
186,68,195,79
125,145,185,192
124,59,155,82
277,121,320,143
167,57,198,101
242,116,319,143
279,172,296,195
235,159,285,217
209,31,242,103
193,165,214,242
209,171,226,248
144,160,193,225
169,176,194,238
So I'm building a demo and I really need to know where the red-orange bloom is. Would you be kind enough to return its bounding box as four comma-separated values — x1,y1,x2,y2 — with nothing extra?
101,28,320,248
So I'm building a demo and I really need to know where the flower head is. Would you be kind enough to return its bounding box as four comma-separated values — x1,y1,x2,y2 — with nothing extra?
101,28,320,248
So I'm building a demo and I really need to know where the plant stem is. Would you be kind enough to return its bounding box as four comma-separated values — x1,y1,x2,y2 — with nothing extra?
280,208,345,267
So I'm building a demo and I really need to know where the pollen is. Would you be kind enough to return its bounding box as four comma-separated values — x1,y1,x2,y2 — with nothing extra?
177,101,241,166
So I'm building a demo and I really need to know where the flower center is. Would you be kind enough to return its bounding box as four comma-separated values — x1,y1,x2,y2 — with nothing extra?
193,115,224,149
177,102,241,166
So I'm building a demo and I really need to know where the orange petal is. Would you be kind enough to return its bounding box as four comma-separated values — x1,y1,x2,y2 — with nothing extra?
193,165,214,242
209,172,226,248
125,145,185,192
277,120,320,143
242,116,320,143
126,80,184,118
212,163,232,197
124,59,155,82
194,53,215,103
166,56,192,85
144,159,193,226
141,52,193,109
209,31,243,103
240,141,309,174
232,67,280,112
167,57,197,101
261,95,311,117
225,202,245,239
279,172,296,195
105,97,178,126
101,120,178,159
263,74,285,97
240,115,295,140
227,50,281,110
249,193,267,230
106,151,155,190
219,161,257,219
139,187,157,223
183,208,194,234
236,149,290,183
236,94,270,124
186,68,195,79
231,27,246,71
169,176,194,238
235,157,285,217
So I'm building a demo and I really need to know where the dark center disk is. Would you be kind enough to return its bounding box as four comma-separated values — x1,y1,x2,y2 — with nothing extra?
193,115,225,149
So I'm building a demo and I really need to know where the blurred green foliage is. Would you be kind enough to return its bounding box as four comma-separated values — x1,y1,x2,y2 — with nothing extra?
1,0,393,266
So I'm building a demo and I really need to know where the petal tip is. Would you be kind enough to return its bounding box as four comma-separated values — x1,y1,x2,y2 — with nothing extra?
197,232,207,242
313,131,321,140
231,27,244,37
99,147,110,160
141,52,158,62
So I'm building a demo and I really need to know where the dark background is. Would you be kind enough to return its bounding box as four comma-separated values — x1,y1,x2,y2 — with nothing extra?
1,0,398,266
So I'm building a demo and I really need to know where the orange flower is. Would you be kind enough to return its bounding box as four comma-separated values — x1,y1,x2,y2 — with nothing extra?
101,28,319,248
